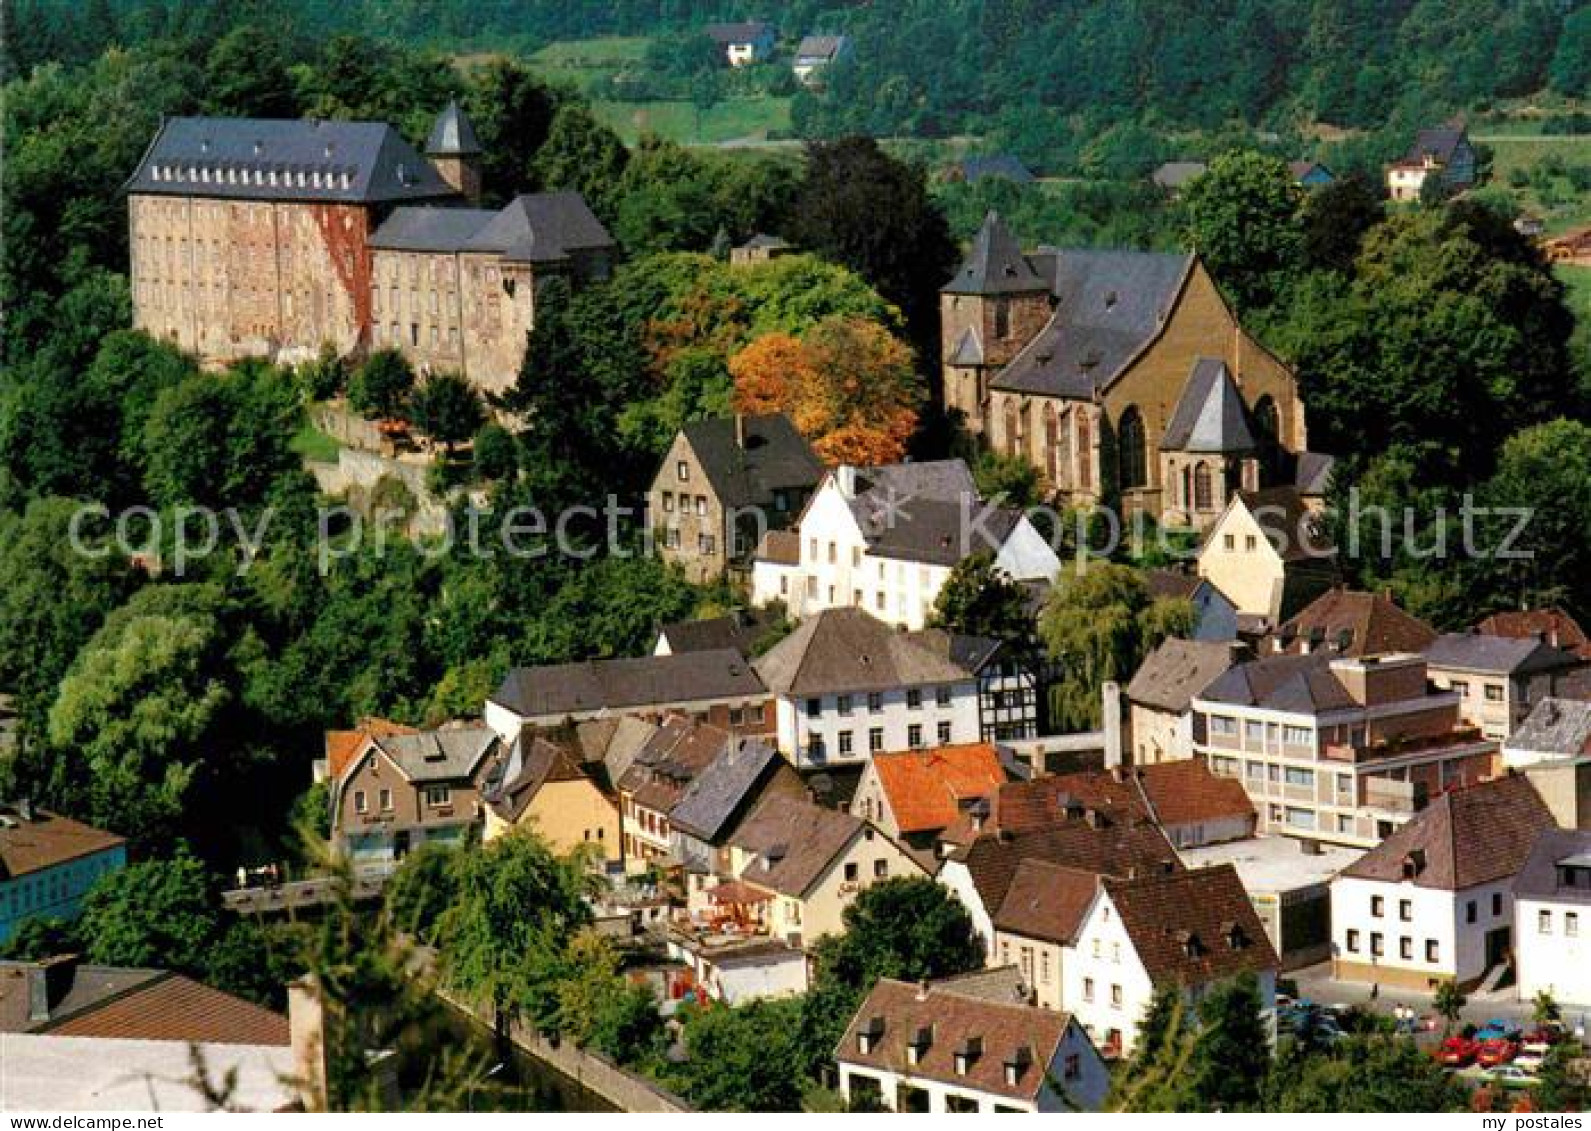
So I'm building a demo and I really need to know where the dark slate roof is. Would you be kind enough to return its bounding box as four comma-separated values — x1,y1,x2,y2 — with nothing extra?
488,733,592,822
681,413,823,510
618,716,729,813
835,459,1027,567
1196,651,1357,713
958,154,1036,184
1160,359,1255,453
991,251,1194,399
491,649,765,719
461,191,615,262
669,736,784,843
367,206,496,252
705,20,773,44
1514,828,1591,905
1424,633,1584,677
1508,698,1591,762
657,608,780,657
370,726,501,784
1342,774,1554,891
947,326,984,367
738,233,790,251
1404,125,1469,166
125,116,455,204
1294,451,1336,496
794,34,848,61
425,100,481,156
754,607,972,697
911,630,1006,676
1126,638,1238,713
942,211,1047,296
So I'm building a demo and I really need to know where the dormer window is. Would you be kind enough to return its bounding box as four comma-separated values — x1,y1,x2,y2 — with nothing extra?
1401,848,1426,880
953,1035,982,1076
1003,1044,1032,1087
907,1025,932,1065
857,1016,884,1055
1180,930,1205,958
1224,922,1249,950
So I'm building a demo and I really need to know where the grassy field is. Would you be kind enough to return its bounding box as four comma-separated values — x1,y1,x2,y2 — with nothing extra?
290,422,342,464
525,35,652,87
1558,263,1591,327
592,97,791,146
1475,132,1591,235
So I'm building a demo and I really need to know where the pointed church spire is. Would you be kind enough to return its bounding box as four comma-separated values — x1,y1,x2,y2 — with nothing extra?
425,99,482,157
942,210,1046,296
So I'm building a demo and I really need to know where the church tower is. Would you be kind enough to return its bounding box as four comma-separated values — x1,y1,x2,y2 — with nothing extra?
939,211,1053,434
425,100,483,204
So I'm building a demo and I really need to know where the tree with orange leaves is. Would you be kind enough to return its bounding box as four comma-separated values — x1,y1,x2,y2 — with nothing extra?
728,332,810,417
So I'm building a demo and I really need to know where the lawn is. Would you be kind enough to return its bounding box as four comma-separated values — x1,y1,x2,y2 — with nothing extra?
1558,263,1591,328
525,35,653,87
592,96,792,146
290,421,342,464
1474,132,1591,235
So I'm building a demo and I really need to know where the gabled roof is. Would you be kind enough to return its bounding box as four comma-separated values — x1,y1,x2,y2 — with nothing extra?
0,811,123,881
947,819,1182,915
1135,761,1255,829
1271,587,1438,658
657,608,780,657
754,607,971,698
460,191,615,262
942,212,1047,296
991,251,1194,400
1514,828,1591,905
794,34,849,61
1152,161,1208,189
1225,486,1337,563
837,978,1080,1104
705,20,773,44
125,116,455,203
977,762,1251,837
1160,359,1255,453
425,100,481,156
669,736,787,843
488,733,595,823
679,413,824,511
1294,451,1336,496
1424,632,1583,677
828,459,1030,568
617,716,731,814
1197,651,1357,713
1404,124,1470,166
872,744,1007,835
957,154,1036,185
1506,698,1591,762
39,973,290,1047
491,649,764,719
992,860,1100,944
1476,608,1591,660
910,630,1006,677
1126,638,1238,713
368,726,501,785
1341,774,1555,891
1103,864,1279,986
366,206,497,252
730,796,868,898
947,326,985,367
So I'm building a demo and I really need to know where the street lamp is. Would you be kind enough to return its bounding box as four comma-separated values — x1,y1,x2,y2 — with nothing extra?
467,1061,507,1113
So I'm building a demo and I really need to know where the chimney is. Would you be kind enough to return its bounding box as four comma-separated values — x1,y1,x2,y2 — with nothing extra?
1102,681,1123,770
836,465,858,498
26,955,78,1024
735,413,747,450
916,979,931,1002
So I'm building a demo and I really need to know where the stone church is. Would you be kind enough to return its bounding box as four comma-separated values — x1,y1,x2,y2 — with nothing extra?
941,213,1332,528
125,102,614,394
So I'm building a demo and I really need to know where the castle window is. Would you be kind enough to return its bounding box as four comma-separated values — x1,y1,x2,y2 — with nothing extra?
1194,463,1213,510
994,297,1010,338
1118,406,1147,490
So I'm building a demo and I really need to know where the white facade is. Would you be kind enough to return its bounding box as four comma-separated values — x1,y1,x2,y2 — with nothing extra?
1516,895,1591,1008
1329,874,1513,989
938,857,998,955
751,475,1059,632
663,938,809,1004
772,681,980,768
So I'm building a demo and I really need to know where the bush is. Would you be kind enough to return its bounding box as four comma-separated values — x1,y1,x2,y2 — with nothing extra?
472,422,519,482
347,349,415,420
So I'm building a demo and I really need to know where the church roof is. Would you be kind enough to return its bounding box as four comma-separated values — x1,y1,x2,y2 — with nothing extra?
948,326,984,367
942,211,1047,296
1161,359,1256,453
425,100,482,157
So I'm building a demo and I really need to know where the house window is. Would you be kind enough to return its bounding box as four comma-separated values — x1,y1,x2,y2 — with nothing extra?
936,686,952,707
1466,900,1477,924
1224,534,1236,550
1117,406,1147,490
1540,909,1553,935
1245,535,1257,551
1485,684,1505,702
873,859,888,878
1370,932,1384,957
1399,899,1412,922
937,721,952,745
1346,929,1360,953
1284,725,1312,746
807,736,825,761
1493,893,1503,916
1569,913,1580,938
1426,939,1440,963
1209,715,1238,737
869,727,884,753
1040,951,1051,984
1399,937,1413,960
695,496,707,517
806,698,822,718
908,724,923,748
867,692,883,713
1284,766,1314,788
1451,680,1469,697
354,790,368,814
844,862,858,881
698,534,716,554
838,731,854,756
907,689,922,709
1193,462,1213,510
379,788,393,812
1064,1052,1079,1080
837,694,853,716
1083,978,1094,1002
677,461,689,482
1371,896,1384,918
661,492,674,513
424,786,451,807
1110,984,1123,1008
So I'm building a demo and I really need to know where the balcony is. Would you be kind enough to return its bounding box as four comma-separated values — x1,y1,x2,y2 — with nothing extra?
1361,777,1427,814
1322,726,1488,765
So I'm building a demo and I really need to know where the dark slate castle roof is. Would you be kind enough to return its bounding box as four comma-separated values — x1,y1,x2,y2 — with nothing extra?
991,249,1194,400
942,212,1047,296
368,192,615,262
425,100,481,156
1161,359,1256,453
125,116,456,204
680,413,823,510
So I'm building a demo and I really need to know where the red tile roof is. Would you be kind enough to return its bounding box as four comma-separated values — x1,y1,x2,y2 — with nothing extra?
992,860,1100,944
45,973,290,1046
1104,864,1279,986
949,819,1182,914
325,717,416,782
873,744,1006,834
0,811,124,879
1136,761,1256,830
1476,608,1591,660
1271,587,1438,657
974,763,1251,839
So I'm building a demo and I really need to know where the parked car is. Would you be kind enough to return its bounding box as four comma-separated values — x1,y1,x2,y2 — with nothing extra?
1477,1038,1519,1068
1523,1026,1567,1046
1437,1037,1479,1067
1476,1019,1522,1042
1513,1049,1547,1075
1487,1064,1539,1088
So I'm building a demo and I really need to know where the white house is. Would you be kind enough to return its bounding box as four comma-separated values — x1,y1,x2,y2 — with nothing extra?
792,34,851,84
750,460,1059,631
1514,828,1591,1009
1329,774,1556,991
836,974,1109,1113
1196,486,1335,628
704,21,776,66
1063,864,1278,1058
752,607,980,768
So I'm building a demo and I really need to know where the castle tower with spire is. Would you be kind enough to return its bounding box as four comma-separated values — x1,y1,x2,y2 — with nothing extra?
425,100,483,204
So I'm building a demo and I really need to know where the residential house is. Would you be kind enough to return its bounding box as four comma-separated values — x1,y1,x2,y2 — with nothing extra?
1503,698,1591,830
616,716,732,872
484,649,772,740
750,459,1060,631
723,795,925,947
329,725,503,865
836,975,1109,1113
704,20,776,65
650,413,823,583
1265,587,1437,658
938,818,1183,956
653,607,782,657
947,154,1036,185
482,731,620,864
663,934,808,1005
1514,828,1591,1008
0,957,296,1111
1065,864,1279,1057
1193,651,1498,847
1196,486,1336,628
0,805,126,946
1288,161,1335,188
1476,608,1591,661
668,733,805,876
854,743,1007,859
729,233,793,266
1424,632,1585,741
792,34,851,83
751,607,981,767
1329,774,1556,991
990,860,1100,1009
1386,122,1477,202
913,631,1043,741
942,212,1332,526
1143,569,1240,642
1180,836,1364,970
1125,638,1241,763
